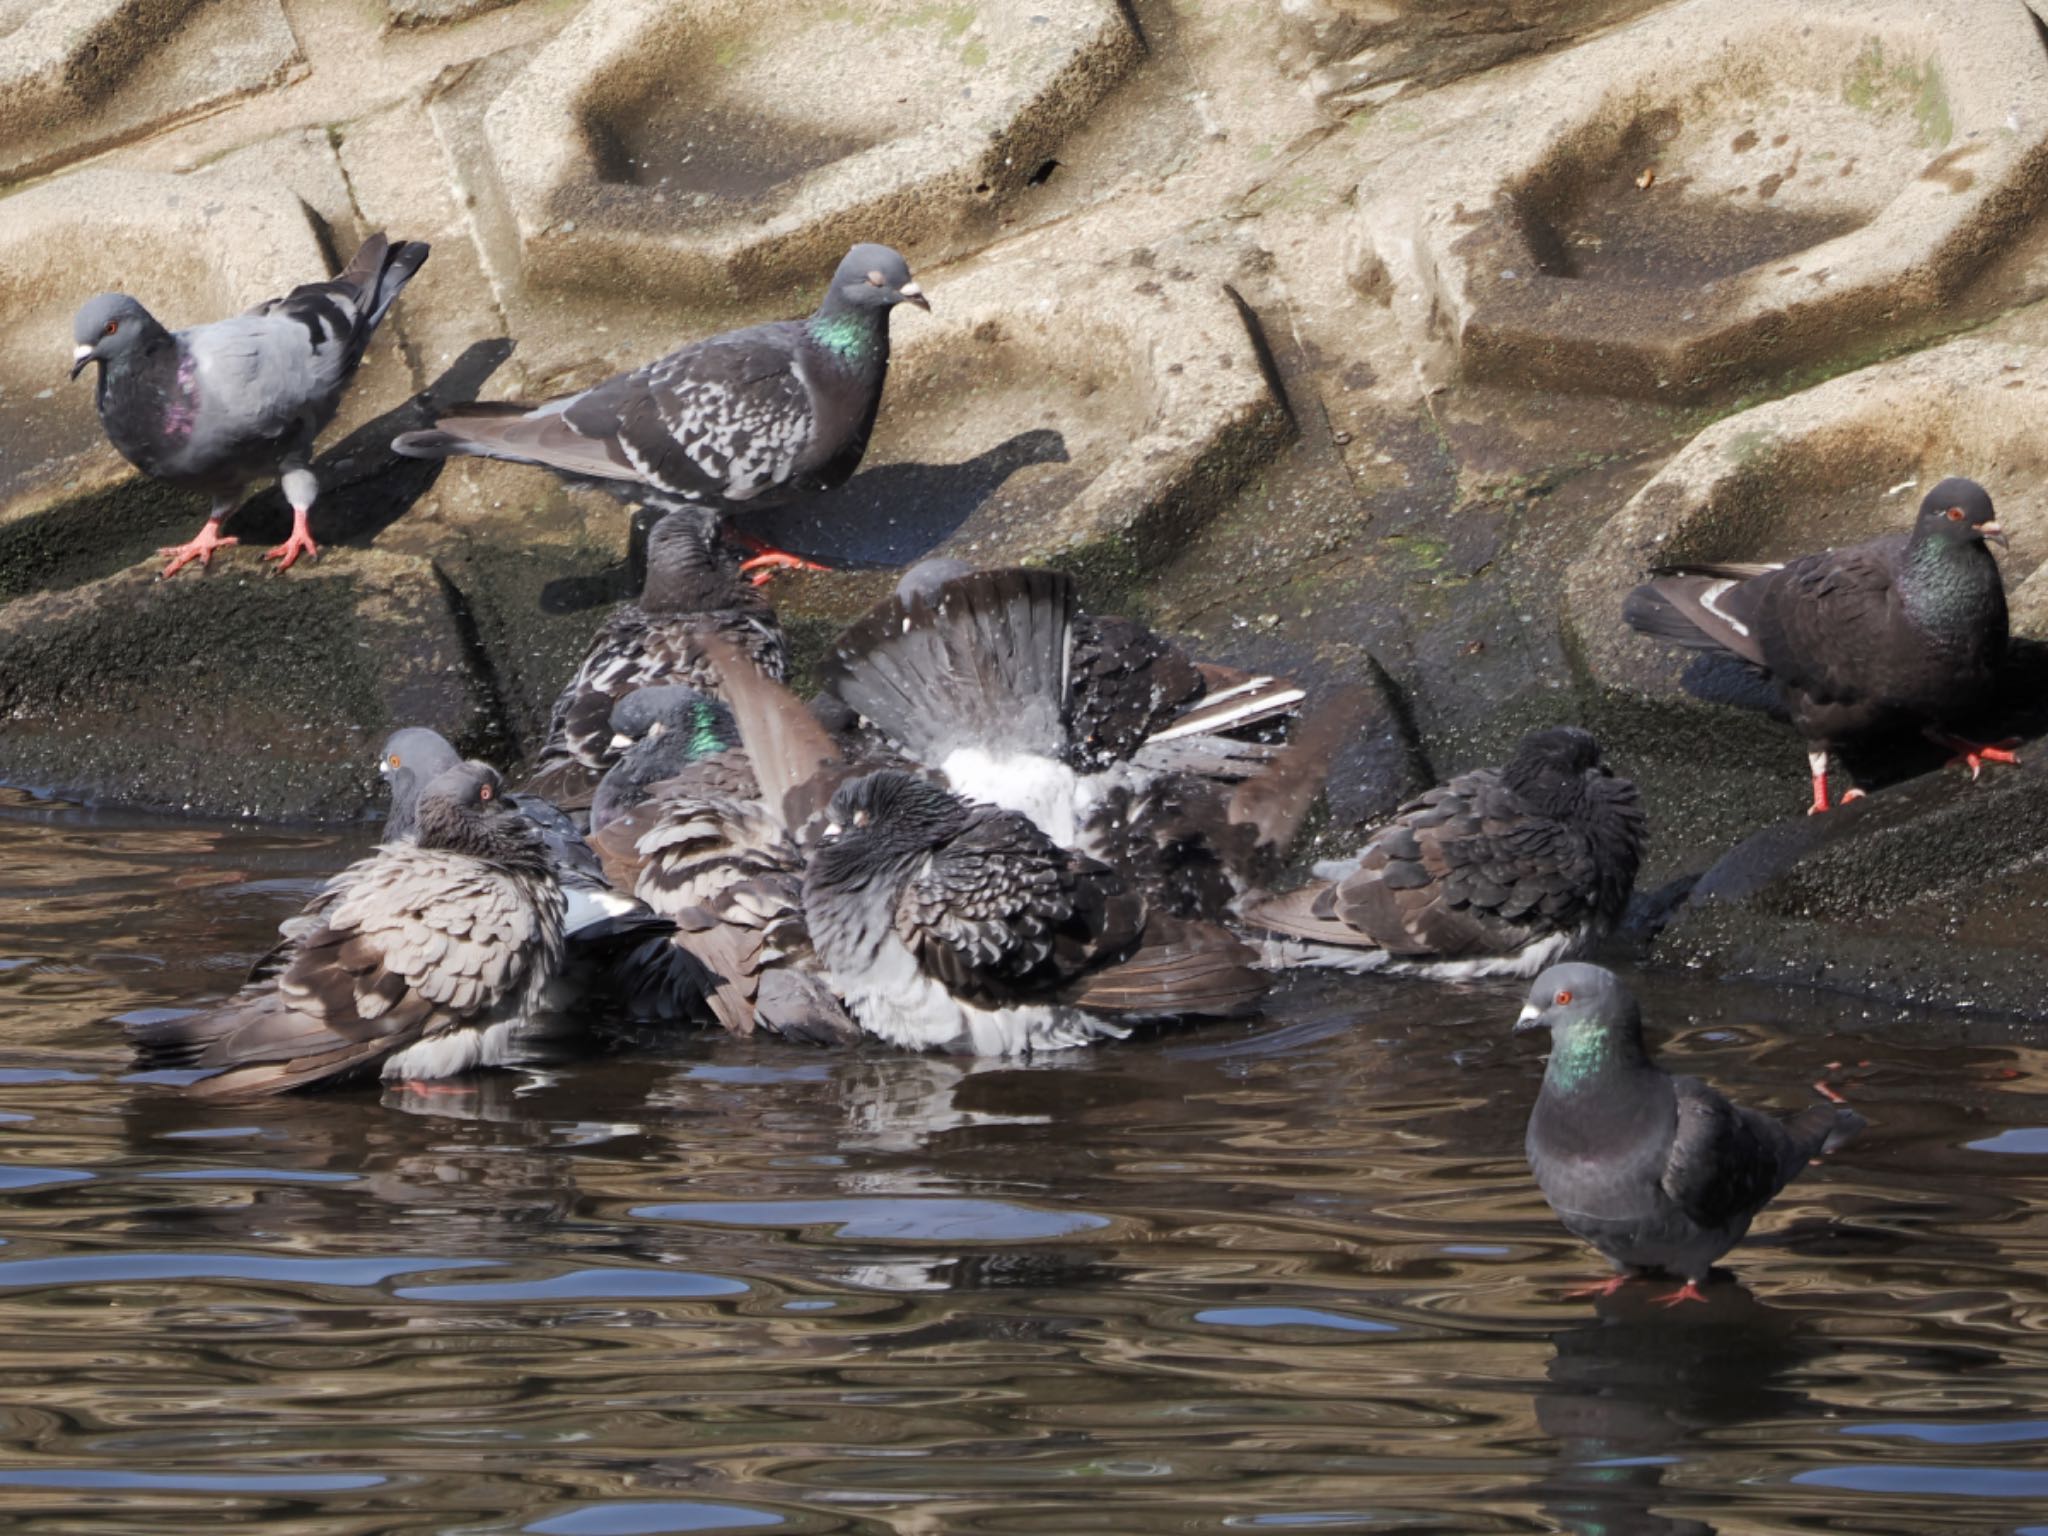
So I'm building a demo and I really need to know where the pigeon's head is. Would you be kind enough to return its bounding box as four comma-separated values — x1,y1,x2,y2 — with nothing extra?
1514,963,1637,1042
832,244,929,313
413,761,529,857
820,769,970,854
377,726,462,840
641,509,738,611
606,686,736,760
1917,477,2007,550
1502,726,1612,809
70,294,157,380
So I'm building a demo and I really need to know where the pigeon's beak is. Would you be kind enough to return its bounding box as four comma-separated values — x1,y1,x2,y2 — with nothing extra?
1513,1004,1547,1035
823,821,843,839
1981,520,2010,549
898,281,930,312
608,732,636,751
69,344,93,381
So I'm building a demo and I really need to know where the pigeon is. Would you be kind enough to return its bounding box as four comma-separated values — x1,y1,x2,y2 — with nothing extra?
71,233,430,578
586,685,742,835
803,769,1269,1055
1516,963,1864,1304
1623,477,2013,813
390,243,927,580
524,509,784,810
1245,726,1645,979
127,761,568,1097
817,562,1327,917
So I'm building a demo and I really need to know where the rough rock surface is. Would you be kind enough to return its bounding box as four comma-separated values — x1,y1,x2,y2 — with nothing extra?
5,0,2048,1014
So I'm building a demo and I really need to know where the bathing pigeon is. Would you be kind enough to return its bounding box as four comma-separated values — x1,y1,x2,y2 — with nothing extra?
128,762,567,1097
1245,726,1645,979
390,243,927,580
586,686,742,835
1516,963,1864,1304
1624,477,2012,813
817,562,1325,917
804,769,1268,1056
71,233,430,577
525,509,784,810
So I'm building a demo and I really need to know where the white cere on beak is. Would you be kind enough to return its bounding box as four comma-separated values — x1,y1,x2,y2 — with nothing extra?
900,281,923,299
608,732,635,751
823,821,843,839
71,343,93,364
1516,1004,1542,1028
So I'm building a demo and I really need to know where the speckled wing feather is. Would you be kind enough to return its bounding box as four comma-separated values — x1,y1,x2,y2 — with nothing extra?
895,806,1144,1007
1248,769,1599,957
130,843,563,1097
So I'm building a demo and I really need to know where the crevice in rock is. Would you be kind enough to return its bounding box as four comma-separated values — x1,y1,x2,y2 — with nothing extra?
429,556,521,768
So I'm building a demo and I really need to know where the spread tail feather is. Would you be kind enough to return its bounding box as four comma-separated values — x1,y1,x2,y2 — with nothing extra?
1240,881,1358,948
125,998,388,1098
823,567,1076,762
694,631,847,833
1228,686,1372,856
1623,570,1773,667
1784,1101,1866,1162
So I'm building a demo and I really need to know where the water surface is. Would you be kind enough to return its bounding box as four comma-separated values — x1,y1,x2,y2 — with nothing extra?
4,786,2047,1533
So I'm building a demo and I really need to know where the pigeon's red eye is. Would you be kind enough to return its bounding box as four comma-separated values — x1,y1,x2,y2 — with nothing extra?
103,321,118,337
1947,506,1965,521
387,753,401,767
1555,989,1573,1005
478,784,493,802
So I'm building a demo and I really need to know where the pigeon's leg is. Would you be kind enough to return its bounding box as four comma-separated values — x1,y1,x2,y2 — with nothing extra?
158,498,241,578
730,528,833,586
1563,1274,1633,1300
1652,1280,1712,1307
1926,729,2022,781
1804,749,1866,815
264,468,321,572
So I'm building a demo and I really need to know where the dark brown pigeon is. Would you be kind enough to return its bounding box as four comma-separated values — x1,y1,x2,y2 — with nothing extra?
1517,964,1864,1305
1246,727,1645,979
72,234,429,577
391,243,926,581
1623,477,2012,813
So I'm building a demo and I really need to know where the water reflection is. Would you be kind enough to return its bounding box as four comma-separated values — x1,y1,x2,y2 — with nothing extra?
5,791,2048,1531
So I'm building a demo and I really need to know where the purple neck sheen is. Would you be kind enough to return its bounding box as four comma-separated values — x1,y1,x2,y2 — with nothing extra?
160,349,199,440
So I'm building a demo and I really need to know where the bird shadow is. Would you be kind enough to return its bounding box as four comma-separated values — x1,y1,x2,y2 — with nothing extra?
536,427,1074,616
225,338,517,550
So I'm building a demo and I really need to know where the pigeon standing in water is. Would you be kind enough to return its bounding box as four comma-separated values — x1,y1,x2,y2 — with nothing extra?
71,233,430,577
1624,477,2012,813
1246,727,1645,979
1516,964,1864,1305
128,762,567,1097
525,509,783,809
391,243,928,581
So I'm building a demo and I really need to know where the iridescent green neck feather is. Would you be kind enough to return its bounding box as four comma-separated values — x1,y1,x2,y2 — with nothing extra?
1546,1024,1620,1091
688,702,731,758
807,310,879,364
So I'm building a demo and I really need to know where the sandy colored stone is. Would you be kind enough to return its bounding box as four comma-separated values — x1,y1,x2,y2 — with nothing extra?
466,0,1145,304
0,0,302,182
1352,0,2048,399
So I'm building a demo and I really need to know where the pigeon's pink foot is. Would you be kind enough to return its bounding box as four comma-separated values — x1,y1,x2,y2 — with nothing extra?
1929,732,2022,781
1652,1280,1712,1308
1564,1275,1632,1300
737,548,832,587
262,509,320,572
158,523,239,578
1813,1078,1849,1105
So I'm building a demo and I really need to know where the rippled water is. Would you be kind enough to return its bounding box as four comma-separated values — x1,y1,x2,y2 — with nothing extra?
4,786,2048,1534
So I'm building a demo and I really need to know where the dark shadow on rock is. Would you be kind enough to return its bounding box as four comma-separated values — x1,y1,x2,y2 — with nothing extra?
539,502,669,615
222,338,518,550
744,428,1072,569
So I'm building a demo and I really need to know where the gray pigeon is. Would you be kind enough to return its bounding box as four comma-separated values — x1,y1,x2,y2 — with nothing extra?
1246,727,1645,979
390,243,927,580
127,761,567,1097
71,233,430,577
525,509,784,810
586,686,742,835
804,770,1268,1055
1516,963,1864,1304
1624,477,2012,813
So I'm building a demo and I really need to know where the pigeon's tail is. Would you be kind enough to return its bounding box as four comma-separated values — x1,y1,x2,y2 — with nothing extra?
1623,567,1775,669
824,567,1077,763
328,233,431,332
1064,915,1268,1020
388,404,535,463
1778,1101,1867,1177
1170,664,1308,741
124,996,386,1098
1228,685,1372,857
